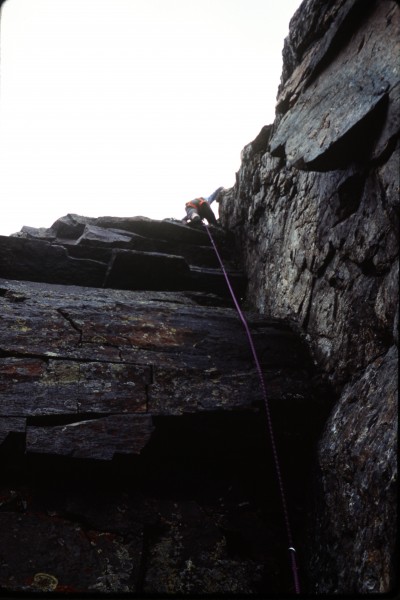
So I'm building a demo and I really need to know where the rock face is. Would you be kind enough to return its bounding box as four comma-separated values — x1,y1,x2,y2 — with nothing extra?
0,216,330,594
2,214,244,295
0,0,398,595
219,0,398,594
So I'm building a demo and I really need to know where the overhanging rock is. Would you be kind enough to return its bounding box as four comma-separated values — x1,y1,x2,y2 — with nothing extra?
270,0,399,170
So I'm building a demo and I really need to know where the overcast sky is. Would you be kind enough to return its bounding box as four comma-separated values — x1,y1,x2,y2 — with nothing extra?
0,0,302,235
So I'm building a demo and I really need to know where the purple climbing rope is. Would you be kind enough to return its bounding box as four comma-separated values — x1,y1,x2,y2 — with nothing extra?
204,223,301,595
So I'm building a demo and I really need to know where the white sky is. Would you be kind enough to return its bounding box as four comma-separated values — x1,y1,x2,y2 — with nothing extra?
0,0,301,235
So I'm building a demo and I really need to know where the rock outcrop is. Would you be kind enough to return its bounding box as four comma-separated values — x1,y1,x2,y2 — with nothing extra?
0,0,398,595
2,214,244,295
0,216,330,594
219,0,398,594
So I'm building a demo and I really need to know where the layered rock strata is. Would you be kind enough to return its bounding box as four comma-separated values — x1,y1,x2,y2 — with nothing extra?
2,214,244,295
0,216,328,594
1,0,398,594
219,0,398,594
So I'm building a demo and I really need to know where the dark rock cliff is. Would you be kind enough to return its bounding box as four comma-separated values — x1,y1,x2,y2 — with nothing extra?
0,216,330,595
219,0,398,594
0,0,398,596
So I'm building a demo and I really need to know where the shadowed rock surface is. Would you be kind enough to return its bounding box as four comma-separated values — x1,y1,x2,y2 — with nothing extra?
219,0,398,594
0,0,398,595
2,215,244,295
0,216,330,595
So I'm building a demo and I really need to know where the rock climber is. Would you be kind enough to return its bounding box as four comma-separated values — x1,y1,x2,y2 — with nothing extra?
183,187,224,226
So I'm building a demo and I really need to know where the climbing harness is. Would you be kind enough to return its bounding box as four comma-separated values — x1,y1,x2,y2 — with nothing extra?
203,223,301,595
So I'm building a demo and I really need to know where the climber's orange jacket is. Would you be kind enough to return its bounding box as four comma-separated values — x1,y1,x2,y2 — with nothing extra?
185,197,207,209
